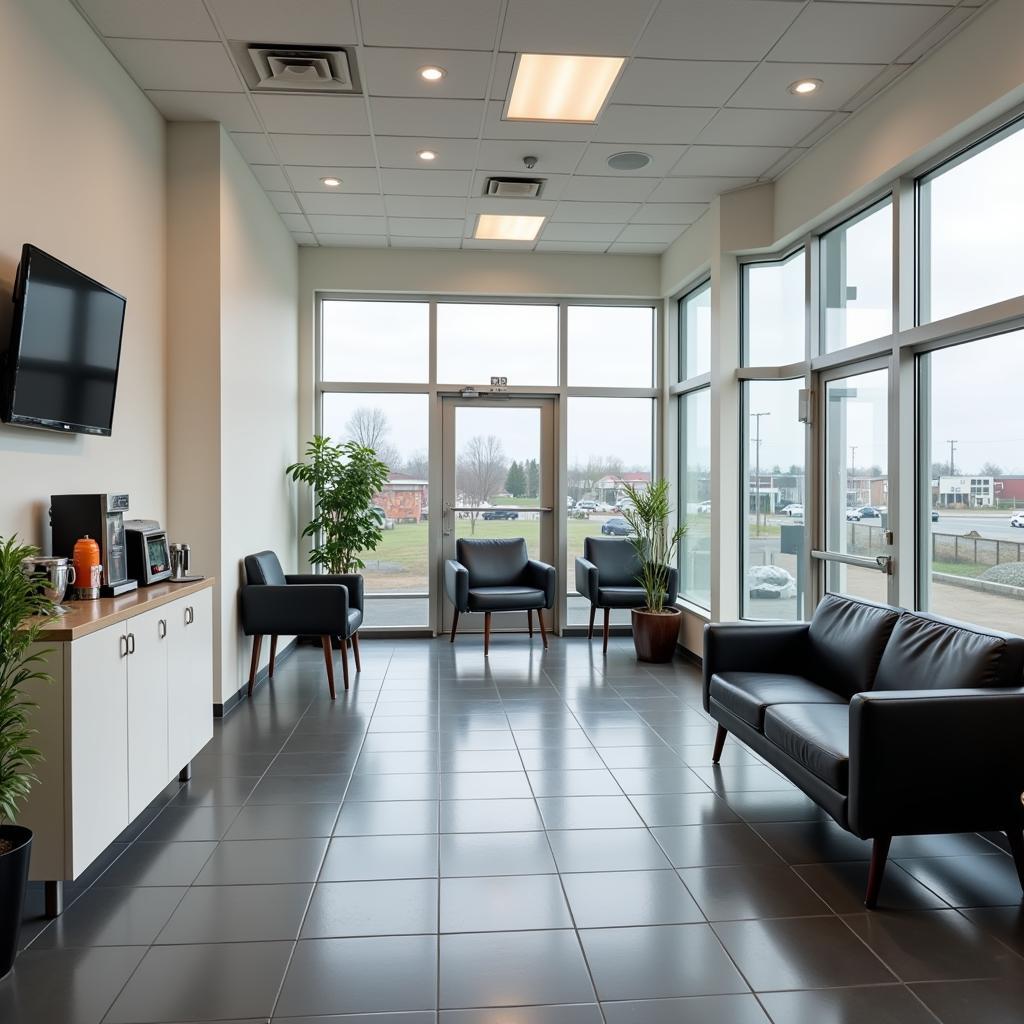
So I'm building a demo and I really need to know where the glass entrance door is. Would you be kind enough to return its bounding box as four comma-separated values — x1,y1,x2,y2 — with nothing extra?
439,397,557,635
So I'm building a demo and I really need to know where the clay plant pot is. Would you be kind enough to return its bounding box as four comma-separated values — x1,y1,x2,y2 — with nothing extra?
0,825,32,981
631,606,682,663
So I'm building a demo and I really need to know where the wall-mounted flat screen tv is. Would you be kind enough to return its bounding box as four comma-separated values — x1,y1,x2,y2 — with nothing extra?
0,244,126,436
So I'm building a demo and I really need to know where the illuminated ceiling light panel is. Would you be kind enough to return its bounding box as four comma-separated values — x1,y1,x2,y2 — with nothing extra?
474,213,546,241
506,53,625,123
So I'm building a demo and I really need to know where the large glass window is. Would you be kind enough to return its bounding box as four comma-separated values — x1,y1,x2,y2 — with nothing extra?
678,388,711,608
919,330,1023,634
679,281,711,378
322,300,428,383
567,306,654,388
742,379,805,620
919,118,1024,323
743,251,806,366
821,200,893,351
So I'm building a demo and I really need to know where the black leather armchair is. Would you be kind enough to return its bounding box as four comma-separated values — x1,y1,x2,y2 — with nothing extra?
575,536,678,653
444,537,555,655
240,550,363,699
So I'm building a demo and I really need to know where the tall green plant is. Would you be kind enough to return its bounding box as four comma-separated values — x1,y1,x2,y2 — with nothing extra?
620,479,687,614
287,436,391,574
0,537,54,827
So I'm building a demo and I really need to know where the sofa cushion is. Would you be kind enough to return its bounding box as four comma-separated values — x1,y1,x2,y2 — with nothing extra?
598,586,649,608
764,703,850,793
874,612,1024,691
709,672,845,731
468,586,546,611
807,594,901,698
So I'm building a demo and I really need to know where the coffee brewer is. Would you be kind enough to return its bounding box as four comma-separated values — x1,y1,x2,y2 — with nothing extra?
50,493,138,597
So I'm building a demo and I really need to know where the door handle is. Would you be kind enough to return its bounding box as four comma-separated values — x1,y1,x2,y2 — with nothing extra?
158,619,167,639
120,635,128,658
127,632,135,655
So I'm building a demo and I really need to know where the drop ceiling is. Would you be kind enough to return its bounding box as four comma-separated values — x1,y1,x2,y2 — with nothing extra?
72,0,991,254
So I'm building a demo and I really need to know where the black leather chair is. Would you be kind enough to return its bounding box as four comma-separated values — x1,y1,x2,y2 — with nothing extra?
240,550,364,699
444,537,556,656
703,594,1024,907
575,536,679,653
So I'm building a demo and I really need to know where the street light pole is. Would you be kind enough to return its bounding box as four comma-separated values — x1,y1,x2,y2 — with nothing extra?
849,446,857,506
751,412,771,537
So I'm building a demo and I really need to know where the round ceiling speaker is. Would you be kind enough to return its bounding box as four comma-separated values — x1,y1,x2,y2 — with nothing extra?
606,151,652,171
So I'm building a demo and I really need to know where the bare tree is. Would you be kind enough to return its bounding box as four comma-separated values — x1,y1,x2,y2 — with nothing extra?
344,406,400,471
403,450,430,479
457,435,508,533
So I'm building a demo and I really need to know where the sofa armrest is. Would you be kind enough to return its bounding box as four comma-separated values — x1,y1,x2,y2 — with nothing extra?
524,559,556,609
663,564,679,606
848,687,1024,837
444,559,469,612
240,584,349,637
285,573,364,612
574,557,599,604
702,621,811,711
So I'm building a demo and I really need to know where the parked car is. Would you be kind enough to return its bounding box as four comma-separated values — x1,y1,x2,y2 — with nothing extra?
931,509,940,522
601,516,635,536
784,503,804,517
595,501,614,513
856,506,882,519
696,500,712,514
566,496,575,509
481,509,518,521
846,508,862,522
1010,512,1024,528
372,505,395,530
576,500,598,512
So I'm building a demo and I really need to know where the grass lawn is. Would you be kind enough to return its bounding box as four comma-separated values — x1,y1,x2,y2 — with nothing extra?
931,560,987,579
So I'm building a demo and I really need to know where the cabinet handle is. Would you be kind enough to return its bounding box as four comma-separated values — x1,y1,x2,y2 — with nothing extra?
185,606,194,626
158,619,167,639
119,635,128,658
127,632,135,655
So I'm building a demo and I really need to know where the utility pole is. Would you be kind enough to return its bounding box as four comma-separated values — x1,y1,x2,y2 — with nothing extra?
849,446,857,506
751,412,771,536
946,439,958,477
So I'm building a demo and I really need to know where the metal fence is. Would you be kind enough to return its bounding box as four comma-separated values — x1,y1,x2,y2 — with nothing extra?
846,525,1024,567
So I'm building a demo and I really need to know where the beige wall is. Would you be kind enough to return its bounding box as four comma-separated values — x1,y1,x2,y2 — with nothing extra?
0,0,166,544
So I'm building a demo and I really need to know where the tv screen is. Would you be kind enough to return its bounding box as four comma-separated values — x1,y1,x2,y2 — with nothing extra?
1,244,126,436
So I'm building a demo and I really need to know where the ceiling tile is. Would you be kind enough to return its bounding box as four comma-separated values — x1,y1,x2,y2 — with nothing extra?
535,241,610,253
285,165,381,192
477,140,587,175
483,101,595,142
253,95,370,134
361,48,496,99
250,164,290,190
76,0,218,39
561,175,658,202
461,238,536,250
380,168,473,197
898,7,973,64
298,193,387,216
637,1,803,60
671,144,789,177
648,176,754,203
608,241,667,253
727,62,887,111
576,143,687,177
844,64,911,112
270,134,376,166
207,0,358,43
387,217,465,237
551,201,641,223
613,59,756,108
146,90,260,130
385,195,469,218
617,224,685,244
470,171,570,201
794,111,850,149
630,202,706,224
292,232,318,246
594,105,716,145
541,222,623,243
267,191,301,214
769,3,948,63
500,0,654,55
697,107,831,147
389,236,463,249
370,98,483,138
307,214,388,233
280,212,311,231
761,147,806,179
358,0,501,49
376,136,480,170
464,196,558,222
230,132,276,163
316,233,388,247
106,39,241,91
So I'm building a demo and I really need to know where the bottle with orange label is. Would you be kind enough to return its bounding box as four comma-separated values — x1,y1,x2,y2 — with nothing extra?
72,535,102,599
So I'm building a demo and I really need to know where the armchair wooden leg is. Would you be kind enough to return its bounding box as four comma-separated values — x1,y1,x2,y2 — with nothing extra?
450,610,460,643
1007,829,1024,891
340,634,350,691
864,835,891,909
268,635,278,678
712,724,728,764
321,635,336,700
352,631,362,673
537,608,549,650
602,608,611,655
527,610,534,637
588,605,596,640
247,635,263,697
484,612,492,657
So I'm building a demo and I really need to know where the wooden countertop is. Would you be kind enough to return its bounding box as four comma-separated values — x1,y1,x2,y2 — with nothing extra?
28,577,215,641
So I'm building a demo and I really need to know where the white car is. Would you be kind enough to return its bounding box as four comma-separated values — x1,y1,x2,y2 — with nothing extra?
696,500,712,514
1011,512,1024,528
846,508,862,522
784,503,804,517
576,500,598,512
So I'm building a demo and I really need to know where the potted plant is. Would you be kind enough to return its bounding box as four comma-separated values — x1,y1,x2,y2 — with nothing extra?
620,479,687,663
0,536,53,980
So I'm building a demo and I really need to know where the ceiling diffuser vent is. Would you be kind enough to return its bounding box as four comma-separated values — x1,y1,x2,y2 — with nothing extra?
231,43,360,94
485,177,545,198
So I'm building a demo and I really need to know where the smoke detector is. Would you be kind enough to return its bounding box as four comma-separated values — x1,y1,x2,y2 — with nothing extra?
485,177,545,198
230,43,361,94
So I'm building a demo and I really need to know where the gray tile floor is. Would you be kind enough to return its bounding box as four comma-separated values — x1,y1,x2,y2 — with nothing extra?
7,636,1024,1023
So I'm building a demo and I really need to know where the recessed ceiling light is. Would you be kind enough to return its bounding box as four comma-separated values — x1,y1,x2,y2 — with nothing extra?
417,149,438,161
607,151,651,171
506,53,625,123
320,176,341,187
788,78,822,96
418,65,446,82
474,213,546,241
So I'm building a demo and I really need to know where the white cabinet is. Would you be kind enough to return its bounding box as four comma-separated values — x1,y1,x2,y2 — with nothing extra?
126,606,170,819
168,587,213,774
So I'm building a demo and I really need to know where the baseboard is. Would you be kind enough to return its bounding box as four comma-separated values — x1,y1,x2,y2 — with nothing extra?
676,643,702,667
215,637,298,718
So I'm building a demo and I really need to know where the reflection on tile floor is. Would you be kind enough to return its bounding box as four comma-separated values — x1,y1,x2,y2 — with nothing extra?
6,637,1023,1023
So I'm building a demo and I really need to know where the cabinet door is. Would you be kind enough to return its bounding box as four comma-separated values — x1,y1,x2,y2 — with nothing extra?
168,588,213,773
68,625,129,877
126,606,170,818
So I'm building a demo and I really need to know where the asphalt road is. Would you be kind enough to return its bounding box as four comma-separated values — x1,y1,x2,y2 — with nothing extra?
930,513,1024,542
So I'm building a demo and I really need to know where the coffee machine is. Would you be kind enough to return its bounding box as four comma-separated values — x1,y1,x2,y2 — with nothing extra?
50,493,138,597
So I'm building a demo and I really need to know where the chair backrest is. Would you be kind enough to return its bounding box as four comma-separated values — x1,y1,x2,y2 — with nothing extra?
244,550,286,586
807,593,901,698
873,611,1024,691
457,537,529,587
584,536,642,587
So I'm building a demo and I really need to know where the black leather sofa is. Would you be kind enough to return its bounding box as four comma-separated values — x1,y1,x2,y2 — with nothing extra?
703,594,1024,907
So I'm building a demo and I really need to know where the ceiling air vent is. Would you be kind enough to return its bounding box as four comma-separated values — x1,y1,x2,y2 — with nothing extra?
231,43,360,95
485,177,545,198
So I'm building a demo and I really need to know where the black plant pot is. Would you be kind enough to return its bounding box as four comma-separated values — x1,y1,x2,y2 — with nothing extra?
0,825,32,982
